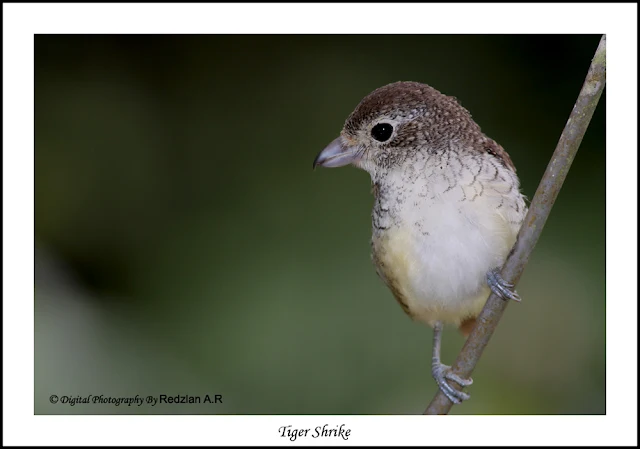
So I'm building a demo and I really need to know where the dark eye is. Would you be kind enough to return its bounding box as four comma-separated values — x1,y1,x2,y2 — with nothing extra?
371,123,394,142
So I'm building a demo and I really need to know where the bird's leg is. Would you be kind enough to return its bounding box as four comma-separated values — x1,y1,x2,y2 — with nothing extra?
431,321,473,404
487,268,521,302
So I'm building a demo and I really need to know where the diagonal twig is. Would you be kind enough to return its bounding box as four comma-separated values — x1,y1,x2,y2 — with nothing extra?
424,34,607,415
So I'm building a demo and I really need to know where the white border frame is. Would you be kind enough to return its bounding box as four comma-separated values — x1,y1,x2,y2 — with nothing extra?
4,3,637,446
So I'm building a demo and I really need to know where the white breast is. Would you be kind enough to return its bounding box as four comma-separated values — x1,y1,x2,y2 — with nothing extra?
371,151,525,326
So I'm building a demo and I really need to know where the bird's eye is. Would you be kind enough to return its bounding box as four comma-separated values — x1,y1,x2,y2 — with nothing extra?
371,123,394,142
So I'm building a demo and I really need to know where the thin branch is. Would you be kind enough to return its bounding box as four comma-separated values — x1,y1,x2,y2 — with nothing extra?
424,35,607,415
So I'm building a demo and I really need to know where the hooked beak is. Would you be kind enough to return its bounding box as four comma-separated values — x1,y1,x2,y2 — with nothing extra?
313,136,360,169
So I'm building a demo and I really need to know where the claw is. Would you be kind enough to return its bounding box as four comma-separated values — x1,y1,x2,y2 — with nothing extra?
432,362,472,404
445,371,473,387
487,268,521,302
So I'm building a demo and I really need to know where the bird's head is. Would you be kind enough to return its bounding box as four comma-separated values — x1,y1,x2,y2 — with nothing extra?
313,81,478,178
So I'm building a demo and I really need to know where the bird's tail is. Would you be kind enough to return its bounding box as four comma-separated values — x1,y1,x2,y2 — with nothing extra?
458,317,477,338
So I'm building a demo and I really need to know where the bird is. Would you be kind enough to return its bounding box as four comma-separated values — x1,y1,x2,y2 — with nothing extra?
313,81,527,404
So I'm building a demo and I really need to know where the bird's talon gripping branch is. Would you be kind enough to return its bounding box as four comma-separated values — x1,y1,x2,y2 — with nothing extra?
430,321,472,404
431,362,472,404
487,268,521,302
445,370,473,387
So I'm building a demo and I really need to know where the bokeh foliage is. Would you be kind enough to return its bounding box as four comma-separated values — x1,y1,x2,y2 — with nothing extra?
35,35,605,414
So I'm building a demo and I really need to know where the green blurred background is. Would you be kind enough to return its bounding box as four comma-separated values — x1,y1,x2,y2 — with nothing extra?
35,35,605,415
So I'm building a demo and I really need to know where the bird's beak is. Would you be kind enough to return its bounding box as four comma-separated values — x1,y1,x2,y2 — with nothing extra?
313,136,360,169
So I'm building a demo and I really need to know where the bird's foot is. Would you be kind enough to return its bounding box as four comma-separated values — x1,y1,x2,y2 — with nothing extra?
487,268,521,302
431,362,473,404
